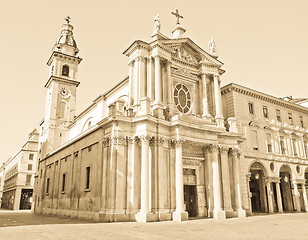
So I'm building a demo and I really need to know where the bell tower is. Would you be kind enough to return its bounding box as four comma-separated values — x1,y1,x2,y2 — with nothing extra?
40,17,82,157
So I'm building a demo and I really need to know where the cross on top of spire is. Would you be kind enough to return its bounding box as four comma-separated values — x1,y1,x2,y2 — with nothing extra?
171,9,183,25
65,16,71,24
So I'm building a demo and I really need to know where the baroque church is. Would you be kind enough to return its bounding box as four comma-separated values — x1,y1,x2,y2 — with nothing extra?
33,13,308,222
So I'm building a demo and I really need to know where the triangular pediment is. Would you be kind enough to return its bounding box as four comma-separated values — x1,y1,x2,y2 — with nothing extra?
161,38,223,67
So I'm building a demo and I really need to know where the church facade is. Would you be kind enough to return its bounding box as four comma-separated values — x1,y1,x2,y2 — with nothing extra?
33,14,308,222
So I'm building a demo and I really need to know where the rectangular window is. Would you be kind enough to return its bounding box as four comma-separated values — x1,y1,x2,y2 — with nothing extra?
293,139,298,156
288,113,294,125
26,175,31,185
46,178,50,194
276,109,281,122
300,116,304,128
267,133,272,153
280,136,286,155
28,164,33,171
263,106,268,118
248,102,254,115
251,130,258,150
86,167,91,189
62,174,66,192
29,153,34,160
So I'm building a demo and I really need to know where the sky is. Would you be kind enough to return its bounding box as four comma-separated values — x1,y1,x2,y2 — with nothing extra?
0,0,307,163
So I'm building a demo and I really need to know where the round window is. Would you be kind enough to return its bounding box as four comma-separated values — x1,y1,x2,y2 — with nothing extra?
174,84,191,113
270,162,275,172
296,165,301,174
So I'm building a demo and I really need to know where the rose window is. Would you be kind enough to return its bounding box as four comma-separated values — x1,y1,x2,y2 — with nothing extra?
174,84,191,113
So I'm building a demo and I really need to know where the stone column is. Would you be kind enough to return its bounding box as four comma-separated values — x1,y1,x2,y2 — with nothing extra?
134,57,140,105
213,74,224,128
301,183,308,212
275,182,283,213
166,61,172,105
292,181,301,212
204,146,214,217
128,60,135,108
136,136,155,222
139,57,147,99
220,146,233,214
201,73,210,119
147,57,152,99
154,56,162,102
266,181,274,213
230,149,246,218
172,139,188,221
211,145,226,219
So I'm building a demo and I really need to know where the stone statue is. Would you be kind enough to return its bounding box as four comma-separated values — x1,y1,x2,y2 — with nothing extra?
171,9,183,25
65,16,71,24
153,14,160,34
208,37,216,54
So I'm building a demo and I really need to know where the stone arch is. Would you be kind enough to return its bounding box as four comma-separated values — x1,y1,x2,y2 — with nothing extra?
279,164,294,211
81,117,93,133
248,161,268,213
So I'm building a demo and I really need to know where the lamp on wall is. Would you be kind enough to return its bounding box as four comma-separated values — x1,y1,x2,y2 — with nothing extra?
284,176,289,183
255,173,260,180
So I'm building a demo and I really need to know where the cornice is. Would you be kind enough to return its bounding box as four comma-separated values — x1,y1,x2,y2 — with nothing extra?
122,40,150,56
47,51,82,66
221,83,308,115
44,76,80,88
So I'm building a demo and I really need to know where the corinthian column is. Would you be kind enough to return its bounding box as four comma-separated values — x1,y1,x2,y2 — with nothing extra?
136,136,156,222
172,139,188,221
139,57,147,99
230,149,246,218
128,60,135,108
211,144,226,219
213,74,224,128
154,56,162,102
220,146,232,213
201,73,210,119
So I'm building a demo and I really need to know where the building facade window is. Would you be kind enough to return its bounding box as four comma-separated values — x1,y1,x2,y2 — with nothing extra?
62,65,69,76
280,136,286,154
26,175,31,185
248,102,254,115
288,113,294,125
276,109,281,122
62,174,66,192
266,133,272,153
263,105,268,118
293,139,298,156
86,167,91,189
251,130,258,150
28,164,32,171
300,116,304,128
174,84,191,114
46,178,50,194
29,153,34,160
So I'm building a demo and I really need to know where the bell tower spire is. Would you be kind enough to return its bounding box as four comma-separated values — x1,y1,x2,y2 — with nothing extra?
40,17,82,157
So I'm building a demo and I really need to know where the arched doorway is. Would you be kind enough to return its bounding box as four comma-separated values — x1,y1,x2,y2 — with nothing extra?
279,165,294,212
249,162,267,213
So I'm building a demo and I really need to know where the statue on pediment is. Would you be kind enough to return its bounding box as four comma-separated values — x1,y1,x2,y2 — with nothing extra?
208,37,216,54
153,14,160,34
173,47,198,64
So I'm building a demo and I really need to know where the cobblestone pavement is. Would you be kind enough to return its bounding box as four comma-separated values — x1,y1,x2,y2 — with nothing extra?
0,211,308,240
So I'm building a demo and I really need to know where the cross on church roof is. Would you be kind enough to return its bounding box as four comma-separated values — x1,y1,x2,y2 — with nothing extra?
65,16,71,24
171,9,183,25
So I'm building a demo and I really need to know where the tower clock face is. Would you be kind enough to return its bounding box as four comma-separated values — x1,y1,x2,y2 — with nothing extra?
59,87,71,98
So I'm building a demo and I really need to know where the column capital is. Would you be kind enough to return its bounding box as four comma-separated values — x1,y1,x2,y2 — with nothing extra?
128,60,135,67
151,136,164,145
169,139,185,147
127,136,140,144
154,55,161,61
219,146,229,155
210,144,219,153
229,148,240,157
139,135,152,143
203,145,212,153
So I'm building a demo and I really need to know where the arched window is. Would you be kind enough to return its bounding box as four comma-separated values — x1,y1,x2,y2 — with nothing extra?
62,65,69,76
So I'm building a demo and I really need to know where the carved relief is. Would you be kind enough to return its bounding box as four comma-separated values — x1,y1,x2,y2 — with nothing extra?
173,47,199,64
171,67,199,79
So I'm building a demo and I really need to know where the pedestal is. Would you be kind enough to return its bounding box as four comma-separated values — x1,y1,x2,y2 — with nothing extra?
237,209,246,218
135,212,158,222
152,101,164,119
172,211,188,221
137,97,150,116
213,209,226,219
215,116,225,129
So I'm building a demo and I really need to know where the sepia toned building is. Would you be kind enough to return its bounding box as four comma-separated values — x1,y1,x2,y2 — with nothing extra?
0,129,39,210
221,84,308,215
33,14,308,222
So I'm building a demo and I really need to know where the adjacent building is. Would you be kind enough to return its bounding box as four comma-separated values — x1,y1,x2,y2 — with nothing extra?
0,129,39,210
221,83,308,215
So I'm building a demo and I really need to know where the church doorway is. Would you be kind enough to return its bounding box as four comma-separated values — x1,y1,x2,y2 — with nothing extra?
279,165,294,212
249,162,267,213
184,185,197,217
